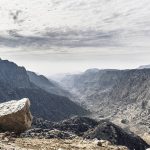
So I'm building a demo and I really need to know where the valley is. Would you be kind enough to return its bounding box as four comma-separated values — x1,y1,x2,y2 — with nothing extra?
0,59,149,150
0,0,150,149
55,68,150,144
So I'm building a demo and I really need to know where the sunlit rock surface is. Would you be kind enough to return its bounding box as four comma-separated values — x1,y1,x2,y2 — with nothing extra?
0,98,32,133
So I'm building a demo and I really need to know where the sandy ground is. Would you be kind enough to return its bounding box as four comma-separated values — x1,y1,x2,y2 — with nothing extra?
0,137,128,150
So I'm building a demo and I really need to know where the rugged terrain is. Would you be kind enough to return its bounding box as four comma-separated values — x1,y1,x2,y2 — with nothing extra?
0,101,132,150
0,60,150,149
0,98,148,150
0,116,149,150
0,137,128,150
20,117,149,150
0,59,86,121
59,68,150,136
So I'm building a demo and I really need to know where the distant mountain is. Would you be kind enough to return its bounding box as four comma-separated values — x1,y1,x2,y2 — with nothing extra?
0,60,87,121
27,71,72,98
59,68,150,134
84,68,100,74
138,65,150,69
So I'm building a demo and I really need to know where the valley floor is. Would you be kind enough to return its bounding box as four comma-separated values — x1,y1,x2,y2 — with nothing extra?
0,138,128,150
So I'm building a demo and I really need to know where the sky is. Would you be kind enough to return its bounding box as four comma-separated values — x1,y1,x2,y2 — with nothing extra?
0,0,150,76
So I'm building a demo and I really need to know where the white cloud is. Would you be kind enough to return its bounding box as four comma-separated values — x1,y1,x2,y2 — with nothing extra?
0,0,150,74
0,0,149,49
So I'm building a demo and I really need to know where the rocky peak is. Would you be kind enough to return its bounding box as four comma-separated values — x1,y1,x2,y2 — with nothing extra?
0,59,31,88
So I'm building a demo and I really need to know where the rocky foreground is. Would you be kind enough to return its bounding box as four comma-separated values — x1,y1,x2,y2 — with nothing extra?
20,117,149,150
0,134,128,150
0,99,149,150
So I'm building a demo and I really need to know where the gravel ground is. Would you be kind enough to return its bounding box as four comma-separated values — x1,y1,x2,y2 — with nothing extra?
0,137,128,150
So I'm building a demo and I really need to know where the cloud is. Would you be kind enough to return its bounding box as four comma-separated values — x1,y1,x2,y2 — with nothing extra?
0,28,124,49
0,0,150,53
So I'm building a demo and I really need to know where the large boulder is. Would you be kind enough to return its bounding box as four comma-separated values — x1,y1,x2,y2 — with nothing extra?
0,98,32,133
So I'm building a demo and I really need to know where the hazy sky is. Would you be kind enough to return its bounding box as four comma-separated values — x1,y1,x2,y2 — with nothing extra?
0,0,150,75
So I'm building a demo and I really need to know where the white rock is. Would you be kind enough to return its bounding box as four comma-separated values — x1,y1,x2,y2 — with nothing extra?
0,98,32,133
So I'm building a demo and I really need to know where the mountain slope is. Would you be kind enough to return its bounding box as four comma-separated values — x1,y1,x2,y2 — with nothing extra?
27,71,72,98
0,59,87,121
59,68,150,134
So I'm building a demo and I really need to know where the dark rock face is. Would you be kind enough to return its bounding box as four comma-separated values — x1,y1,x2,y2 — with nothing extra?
84,121,149,150
54,117,99,136
0,59,87,121
23,118,57,139
31,117,98,136
20,128,75,139
32,117,54,129
21,117,98,139
22,117,149,150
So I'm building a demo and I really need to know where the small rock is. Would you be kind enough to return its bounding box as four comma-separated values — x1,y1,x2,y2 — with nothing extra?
93,139,102,146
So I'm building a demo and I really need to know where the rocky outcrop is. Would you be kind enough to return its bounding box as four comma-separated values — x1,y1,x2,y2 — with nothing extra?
83,120,149,150
20,128,76,139
0,98,32,133
54,117,98,136
31,117,98,136
23,117,149,150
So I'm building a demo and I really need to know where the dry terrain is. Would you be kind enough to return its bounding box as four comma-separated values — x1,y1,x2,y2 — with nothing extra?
0,138,128,150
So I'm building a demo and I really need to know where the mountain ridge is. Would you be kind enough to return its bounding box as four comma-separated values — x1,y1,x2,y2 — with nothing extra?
138,64,150,69
58,68,150,135
27,71,72,98
0,59,87,121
